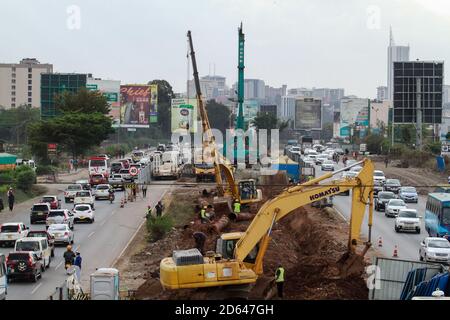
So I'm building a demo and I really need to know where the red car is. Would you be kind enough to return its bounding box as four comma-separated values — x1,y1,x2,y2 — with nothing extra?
89,174,107,186
42,195,61,210
6,252,43,283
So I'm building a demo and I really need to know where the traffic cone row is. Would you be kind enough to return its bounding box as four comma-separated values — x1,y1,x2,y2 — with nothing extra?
392,245,398,258
378,237,383,247
120,198,125,208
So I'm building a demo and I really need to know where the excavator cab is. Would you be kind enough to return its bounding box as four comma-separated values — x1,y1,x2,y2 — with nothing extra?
238,179,262,204
216,232,259,265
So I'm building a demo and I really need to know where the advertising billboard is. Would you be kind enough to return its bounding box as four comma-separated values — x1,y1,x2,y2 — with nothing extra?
171,98,197,133
243,100,259,122
120,85,158,128
339,98,369,137
294,98,322,130
86,79,121,127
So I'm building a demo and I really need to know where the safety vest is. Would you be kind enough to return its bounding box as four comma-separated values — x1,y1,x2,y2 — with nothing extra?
275,267,285,282
200,209,206,218
233,202,241,213
147,208,152,215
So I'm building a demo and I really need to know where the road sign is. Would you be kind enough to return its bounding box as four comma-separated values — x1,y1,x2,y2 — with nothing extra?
360,144,367,152
48,143,57,156
129,167,138,176
86,84,98,90
124,183,136,189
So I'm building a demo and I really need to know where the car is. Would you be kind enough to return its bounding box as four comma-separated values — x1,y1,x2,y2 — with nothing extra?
345,159,358,170
385,199,407,218
395,209,421,233
315,155,328,165
321,160,335,171
72,204,95,223
0,223,29,247
27,230,55,258
30,203,51,224
73,190,95,209
350,165,362,173
157,144,166,152
109,174,125,190
46,209,74,230
119,168,133,182
398,186,419,203
94,184,112,200
374,191,397,211
14,237,51,269
373,170,386,185
110,162,124,174
419,237,450,263
89,173,108,186
373,180,384,197
64,184,83,203
47,224,74,245
6,252,43,283
41,195,61,210
335,148,345,155
118,159,130,169
75,180,91,191
384,179,402,194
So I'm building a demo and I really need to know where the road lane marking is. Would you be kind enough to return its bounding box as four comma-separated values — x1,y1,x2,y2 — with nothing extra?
55,261,63,270
30,283,42,295
88,231,95,238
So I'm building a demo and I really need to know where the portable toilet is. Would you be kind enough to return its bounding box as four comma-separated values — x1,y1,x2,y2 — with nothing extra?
90,268,120,300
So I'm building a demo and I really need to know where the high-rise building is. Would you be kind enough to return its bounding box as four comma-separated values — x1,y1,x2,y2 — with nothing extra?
287,87,313,97
387,28,410,101
312,88,344,123
0,58,53,109
187,75,229,100
377,86,388,101
40,73,87,118
259,104,277,117
243,79,265,100
393,61,443,124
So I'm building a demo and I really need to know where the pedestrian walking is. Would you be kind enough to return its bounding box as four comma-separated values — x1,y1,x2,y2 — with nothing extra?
0,198,4,212
7,187,14,211
155,201,163,218
142,184,148,197
193,231,206,254
73,252,82,281
384,156,389,168
275,264,285,299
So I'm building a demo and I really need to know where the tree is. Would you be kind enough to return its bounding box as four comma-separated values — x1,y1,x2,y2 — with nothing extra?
205,100,232,134
322,122,334,141
0,105,40,144
55,88,110,114
148,80,174,139
251,112,289,132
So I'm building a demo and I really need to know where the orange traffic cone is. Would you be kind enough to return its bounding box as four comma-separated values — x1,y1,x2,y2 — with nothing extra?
393,245,398,257
120,198,124,208
378,237,383,247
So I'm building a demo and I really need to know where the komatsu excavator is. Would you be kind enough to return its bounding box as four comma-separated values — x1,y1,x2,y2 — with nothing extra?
187,30,261,205
160,158,374,290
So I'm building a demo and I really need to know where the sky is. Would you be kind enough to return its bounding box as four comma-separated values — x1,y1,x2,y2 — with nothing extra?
1,0,450,98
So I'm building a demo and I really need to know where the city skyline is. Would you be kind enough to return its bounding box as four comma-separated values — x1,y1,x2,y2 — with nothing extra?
1,0,450,98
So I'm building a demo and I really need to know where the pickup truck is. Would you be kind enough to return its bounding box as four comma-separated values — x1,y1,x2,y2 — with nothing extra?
64,184,83,203
109,174,125,190
73,190,95,209
119,169,133,182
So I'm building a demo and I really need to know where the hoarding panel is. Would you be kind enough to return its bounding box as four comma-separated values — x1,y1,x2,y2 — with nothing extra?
294,98,322,130
339,99,369,137
171,98,197,133
120,85,156,128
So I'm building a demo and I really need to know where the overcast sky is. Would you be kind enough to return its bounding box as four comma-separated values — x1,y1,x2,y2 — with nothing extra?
1,0,450,98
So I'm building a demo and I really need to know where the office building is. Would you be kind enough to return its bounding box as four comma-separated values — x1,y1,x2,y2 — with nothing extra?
387,28,410,101
40,73,87,118
187,75,229,100
377,86,388,101
0,58,53,109
393,61,443,124
259,104,277,117
287,87,313,97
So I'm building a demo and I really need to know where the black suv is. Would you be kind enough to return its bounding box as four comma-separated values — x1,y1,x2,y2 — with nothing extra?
384,179,402,194
6,252,43,282
374,191,397,211
30,203,51,224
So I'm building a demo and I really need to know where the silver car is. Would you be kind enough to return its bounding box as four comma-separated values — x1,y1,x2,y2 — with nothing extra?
47,224,74,245
94,184,111,200
46,209,74,230
419,237,450,263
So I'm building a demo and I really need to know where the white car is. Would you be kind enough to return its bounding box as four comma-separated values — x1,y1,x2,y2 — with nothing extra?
46,209,74,230
385,199,407,218
350,165,363,173
47,224,74,245
72,204,95,223
373,170,386,185
321,160,335,171
14,237,51,269
419,237,450,263
73,190,95,208
94,184,112,200
395,209,421,233
0,223,29,247
64,184,83,203
315,155,328,165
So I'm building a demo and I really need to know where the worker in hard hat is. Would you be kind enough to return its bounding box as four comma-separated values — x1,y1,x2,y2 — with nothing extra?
63,245,76,270
233,199,241,216
275,264,285,299
200,206,210,224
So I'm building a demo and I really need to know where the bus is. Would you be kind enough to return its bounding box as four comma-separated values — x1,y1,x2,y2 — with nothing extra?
88,156,110,177
0,253,6,300
425,193,450,238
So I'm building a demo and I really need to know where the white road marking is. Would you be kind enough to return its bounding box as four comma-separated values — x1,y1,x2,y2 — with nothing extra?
30,283,42,295
55,261,63,270
88,231,95,238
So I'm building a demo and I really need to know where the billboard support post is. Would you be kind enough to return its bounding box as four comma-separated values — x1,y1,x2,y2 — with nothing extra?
416,78,422,151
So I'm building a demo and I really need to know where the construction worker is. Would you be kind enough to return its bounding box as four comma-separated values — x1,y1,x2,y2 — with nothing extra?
145,206,152,219
155,201,163,217
200,206,209,224
275,264,285,299
63,245,76,270
192,231,206,255
206,204,215,220
233,199,241,216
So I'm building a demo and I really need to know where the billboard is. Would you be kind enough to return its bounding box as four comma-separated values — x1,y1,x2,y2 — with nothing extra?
86,79,121,126
294,98,322,130
339,98,369,137
243,100,259,122
171,98,197,133
120,85,158,128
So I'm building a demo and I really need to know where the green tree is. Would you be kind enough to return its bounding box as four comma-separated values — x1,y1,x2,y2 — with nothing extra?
206,100,232,134
148,80,174,139
322,122,334,141
16,169,36,192
0,105,40,144
55,88,110,114
251,112,289,132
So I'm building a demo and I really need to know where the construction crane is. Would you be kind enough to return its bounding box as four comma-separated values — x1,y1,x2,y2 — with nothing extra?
187,30,261,203
160,158,375,291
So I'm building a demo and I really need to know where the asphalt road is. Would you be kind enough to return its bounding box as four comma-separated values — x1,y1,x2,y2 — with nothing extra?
1,182,171,300
314,160,427,262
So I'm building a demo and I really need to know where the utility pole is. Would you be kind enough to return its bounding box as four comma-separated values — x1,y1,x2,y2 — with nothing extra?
236,22,245,130
416,78,422,150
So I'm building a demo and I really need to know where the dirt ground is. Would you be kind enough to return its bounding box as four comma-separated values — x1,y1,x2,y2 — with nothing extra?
116,173,376,300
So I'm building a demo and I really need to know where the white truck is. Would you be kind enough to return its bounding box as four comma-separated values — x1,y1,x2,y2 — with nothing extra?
73,190,95,209
151,151,181,180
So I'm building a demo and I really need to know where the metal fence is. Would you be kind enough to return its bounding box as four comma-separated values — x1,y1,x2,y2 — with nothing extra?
369,257,445,300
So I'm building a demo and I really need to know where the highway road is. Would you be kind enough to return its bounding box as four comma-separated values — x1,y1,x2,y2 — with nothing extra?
313,160,428,262
0,181,172,300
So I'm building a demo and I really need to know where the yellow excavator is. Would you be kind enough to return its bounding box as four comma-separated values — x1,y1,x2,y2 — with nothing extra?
160,158,374,290
187,30,261,205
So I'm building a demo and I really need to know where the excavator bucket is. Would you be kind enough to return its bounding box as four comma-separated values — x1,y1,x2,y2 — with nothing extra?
335,243,371,278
